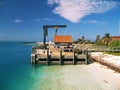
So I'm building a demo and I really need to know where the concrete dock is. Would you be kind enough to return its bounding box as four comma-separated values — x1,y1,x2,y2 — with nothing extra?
31,48,90,65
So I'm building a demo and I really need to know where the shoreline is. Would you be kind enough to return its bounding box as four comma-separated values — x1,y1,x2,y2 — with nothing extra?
30,63,120,90
90,52,120,73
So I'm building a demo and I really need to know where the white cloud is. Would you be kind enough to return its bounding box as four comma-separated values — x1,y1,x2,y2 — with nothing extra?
13,19,23,23
44,18,52,21
82,20,107,25
47,0,59,4
35,19,41,22
47,0,118,23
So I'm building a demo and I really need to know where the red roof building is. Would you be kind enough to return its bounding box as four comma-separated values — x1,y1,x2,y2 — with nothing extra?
111,36,120,41
54,35,73,43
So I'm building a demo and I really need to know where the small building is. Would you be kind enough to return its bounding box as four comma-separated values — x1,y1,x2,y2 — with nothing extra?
54,35,73,48
111,36,120,41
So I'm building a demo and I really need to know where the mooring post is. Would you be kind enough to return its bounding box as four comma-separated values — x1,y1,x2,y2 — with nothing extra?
60,48,63,65
85,50,88,65
87,51,90,64
47,48,50,65
31,54,36,65
73,48,76,65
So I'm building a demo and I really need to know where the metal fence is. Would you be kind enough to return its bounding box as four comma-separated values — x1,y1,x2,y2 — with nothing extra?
32,44,120,54
88,46,120,52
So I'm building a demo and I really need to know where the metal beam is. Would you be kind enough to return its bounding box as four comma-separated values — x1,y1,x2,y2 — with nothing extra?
43,25,67,48
43,25,67,28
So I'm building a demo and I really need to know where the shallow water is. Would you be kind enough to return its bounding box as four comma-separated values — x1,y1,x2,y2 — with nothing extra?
0,42,120,90
29,65,102,90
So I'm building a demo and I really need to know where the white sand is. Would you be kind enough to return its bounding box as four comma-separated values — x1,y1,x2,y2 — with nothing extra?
61,63,120,90
88,63,120,90
30,63,120,90
30,52,120,90
90,52,120,69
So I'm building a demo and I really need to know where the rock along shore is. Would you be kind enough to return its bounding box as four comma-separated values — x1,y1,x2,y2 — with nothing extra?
90,52,120,73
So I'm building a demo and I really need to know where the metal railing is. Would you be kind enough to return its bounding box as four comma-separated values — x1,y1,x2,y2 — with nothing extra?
88,46,120,52
32,44,120,54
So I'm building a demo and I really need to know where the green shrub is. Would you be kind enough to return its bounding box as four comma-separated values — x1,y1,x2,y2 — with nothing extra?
109,40,120,47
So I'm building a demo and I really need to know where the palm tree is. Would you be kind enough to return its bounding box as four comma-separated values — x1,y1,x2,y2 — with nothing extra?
102,33,112,45
95,35,100,44
81,36,86,43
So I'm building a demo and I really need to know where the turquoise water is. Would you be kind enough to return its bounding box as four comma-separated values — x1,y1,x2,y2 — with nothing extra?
1,42,120,90
0,42,67,90
0,42,100,90
0,42,35,90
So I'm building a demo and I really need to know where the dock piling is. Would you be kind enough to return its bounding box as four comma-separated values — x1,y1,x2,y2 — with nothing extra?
47,48,50,65
31,54,36,65
85,50,89,64
73,49,76,65
60,48,63,65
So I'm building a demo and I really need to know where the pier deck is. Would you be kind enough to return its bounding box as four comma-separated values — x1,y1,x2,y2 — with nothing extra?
31,48,90,65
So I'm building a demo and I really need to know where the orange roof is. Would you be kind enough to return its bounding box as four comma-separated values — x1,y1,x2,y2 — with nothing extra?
111,36,120,40
54,35,73,43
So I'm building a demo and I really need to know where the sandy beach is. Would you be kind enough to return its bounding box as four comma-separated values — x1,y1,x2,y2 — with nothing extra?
60,63,120,90
88,63,120,90
30,62,120,90
90,52,120,72
32,49,120,90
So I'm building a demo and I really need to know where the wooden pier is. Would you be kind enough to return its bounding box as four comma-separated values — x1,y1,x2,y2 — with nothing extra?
31,48,90,65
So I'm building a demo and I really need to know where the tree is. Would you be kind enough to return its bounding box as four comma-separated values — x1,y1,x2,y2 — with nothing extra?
109,40,120,47
95,35,100,44
102,33,112,45
86,40,91,44
81,36,86,44
74,36,86,44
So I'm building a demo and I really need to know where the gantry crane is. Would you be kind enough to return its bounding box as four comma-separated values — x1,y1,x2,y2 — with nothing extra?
43,25,67,48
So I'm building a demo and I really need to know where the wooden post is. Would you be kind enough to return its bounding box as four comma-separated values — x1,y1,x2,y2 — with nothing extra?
31,54,36,65
85,50,88,64
60,48,63,65
85,50,88,65
73,48,76,65
47,48,50,65
87,51,90,64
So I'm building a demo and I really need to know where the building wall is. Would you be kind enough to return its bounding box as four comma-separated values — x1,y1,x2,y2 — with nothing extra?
54,42,73,48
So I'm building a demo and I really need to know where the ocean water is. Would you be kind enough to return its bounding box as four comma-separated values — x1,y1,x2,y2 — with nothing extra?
1,42,119,90
0,42,99,90
0,42,33,90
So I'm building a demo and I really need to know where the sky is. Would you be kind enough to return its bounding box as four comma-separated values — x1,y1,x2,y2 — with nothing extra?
0,0,120,41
